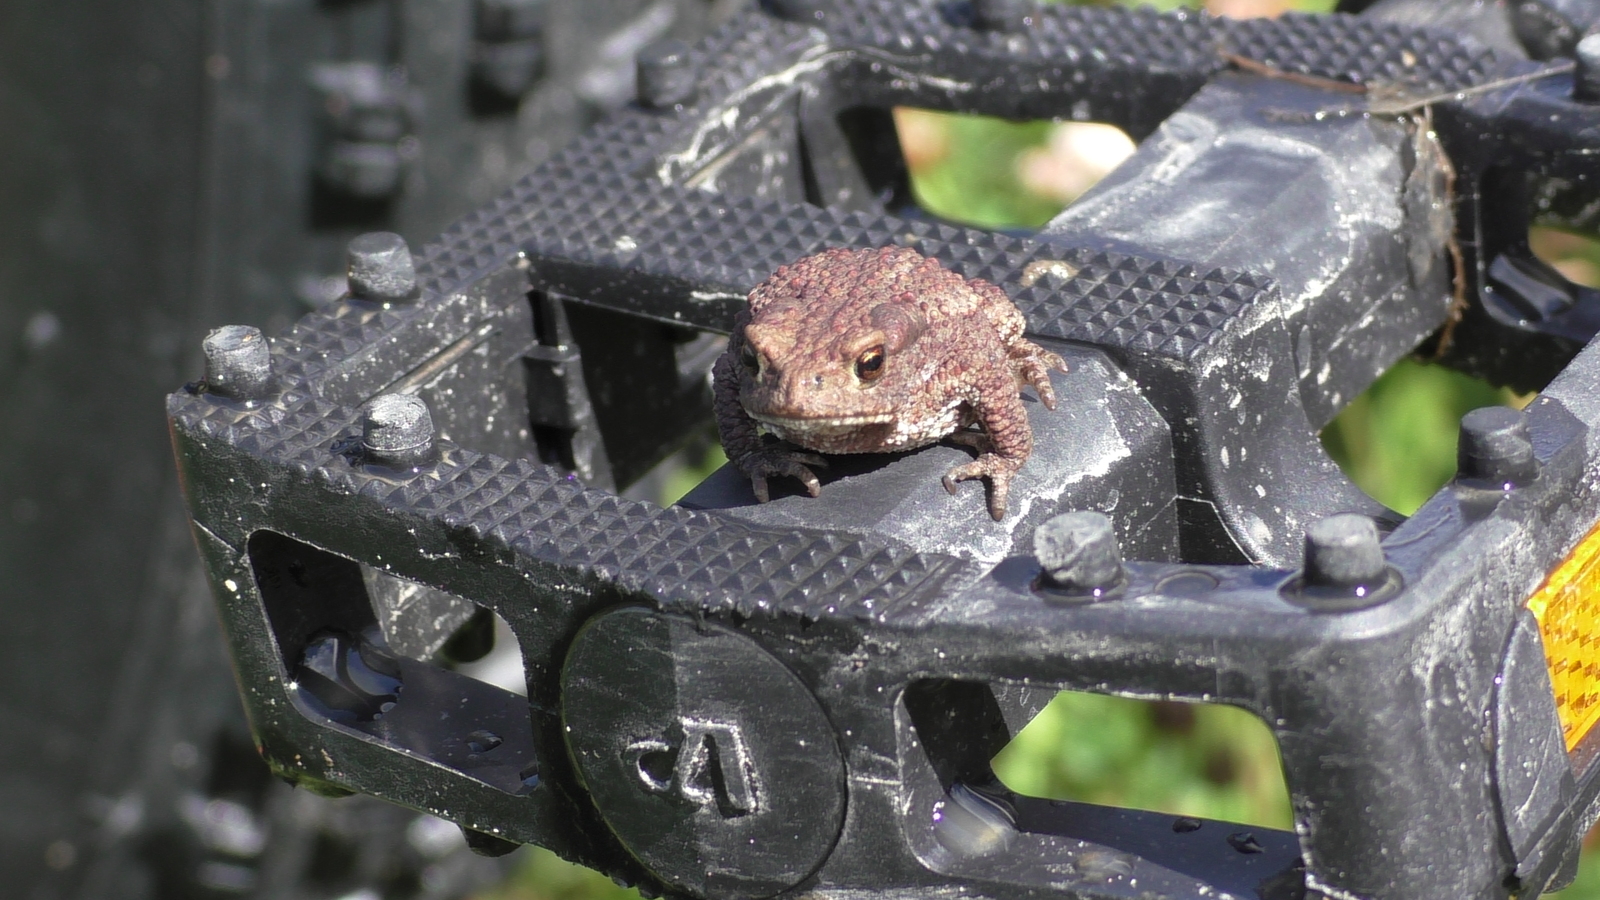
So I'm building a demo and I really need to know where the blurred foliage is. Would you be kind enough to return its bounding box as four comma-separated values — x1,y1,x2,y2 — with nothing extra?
475,848,636,900
1554,851,1600,900
993,693,1294,829
1535,226,1600,289
900,0,1340,230
660,442,729,505
898,112,1065,229
485,0,1600,898
1321,359,1524,515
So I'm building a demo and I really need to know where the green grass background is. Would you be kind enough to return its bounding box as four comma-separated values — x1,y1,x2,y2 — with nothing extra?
478,0,1600,896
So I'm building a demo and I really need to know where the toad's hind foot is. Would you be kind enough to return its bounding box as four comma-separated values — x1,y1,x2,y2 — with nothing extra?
942,453,1023,521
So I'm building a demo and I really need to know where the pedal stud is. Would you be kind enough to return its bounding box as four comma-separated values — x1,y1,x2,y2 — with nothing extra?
1304,513,1384,590
1458,406,1537,489
202,325,275,400
361,393,436,467
346,231,418,303
636,39,696,109
1034,511,1124,597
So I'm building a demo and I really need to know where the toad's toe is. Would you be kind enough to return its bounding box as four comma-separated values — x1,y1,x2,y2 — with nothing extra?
942,455,1019,520
744,449,826,501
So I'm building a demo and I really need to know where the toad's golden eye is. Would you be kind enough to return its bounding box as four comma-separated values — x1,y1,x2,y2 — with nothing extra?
741,344,760,373
855,346,886,382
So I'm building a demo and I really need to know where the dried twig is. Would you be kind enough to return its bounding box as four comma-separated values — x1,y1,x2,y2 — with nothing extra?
1421,105,1470,359
1365,61,1575,116
1221,52,1571,358
1221,51,1368,95
1224,51,1575,119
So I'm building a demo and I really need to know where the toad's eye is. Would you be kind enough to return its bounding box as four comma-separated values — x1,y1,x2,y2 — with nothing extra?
741,344,760,374
854,346,886,382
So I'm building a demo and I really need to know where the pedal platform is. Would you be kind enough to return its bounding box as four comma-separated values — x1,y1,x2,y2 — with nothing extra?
170,2,1600,897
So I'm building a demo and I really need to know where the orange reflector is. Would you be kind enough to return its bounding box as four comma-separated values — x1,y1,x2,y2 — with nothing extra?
1527,521,1600,751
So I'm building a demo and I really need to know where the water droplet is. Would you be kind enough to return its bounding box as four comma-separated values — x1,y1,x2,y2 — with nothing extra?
170,742,200,770
466,730,502,754
43,832,76,871
1227,831,1264,854
24,311,61,350
1172,816,1202,833
1157,572,1217,597
1077,848,1134,881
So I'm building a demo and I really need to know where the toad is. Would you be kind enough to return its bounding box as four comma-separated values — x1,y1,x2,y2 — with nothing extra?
712,246,1067,520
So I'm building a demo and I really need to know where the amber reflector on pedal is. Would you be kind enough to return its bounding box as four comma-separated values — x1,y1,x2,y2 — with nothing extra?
1527,522,1600,751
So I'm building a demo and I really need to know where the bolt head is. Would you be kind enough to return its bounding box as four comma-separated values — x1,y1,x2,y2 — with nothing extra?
1458,406,1537,488
338,95,408,142
322,142,404,199
761,0,828,24
972,0,1029,30
347,232,418,302
473,39,544,99
636,39,696,109
202,325,275,400
476,0,544,41
1304,514,1385,590
361,394,435,466
1579,32,1600,66
1575,33,1600,100
1034,511,1124,596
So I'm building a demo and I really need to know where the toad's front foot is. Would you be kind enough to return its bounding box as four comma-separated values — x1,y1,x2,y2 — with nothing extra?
942,453,1023,521
1014,341,1069,410
738,448,828,503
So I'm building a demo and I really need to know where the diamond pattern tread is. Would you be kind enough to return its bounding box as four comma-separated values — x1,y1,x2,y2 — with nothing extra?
264,2,1505,397
167,8,1600,900
169,391,966,624
227,0,1511,627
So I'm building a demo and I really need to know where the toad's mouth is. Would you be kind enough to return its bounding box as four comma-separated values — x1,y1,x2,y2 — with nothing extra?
749,411,896,430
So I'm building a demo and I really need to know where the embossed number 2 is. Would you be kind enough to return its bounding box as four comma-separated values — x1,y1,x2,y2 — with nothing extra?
624,718,760,818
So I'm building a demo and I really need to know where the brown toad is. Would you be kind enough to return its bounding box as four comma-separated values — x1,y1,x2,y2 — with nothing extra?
712,246,1067,520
